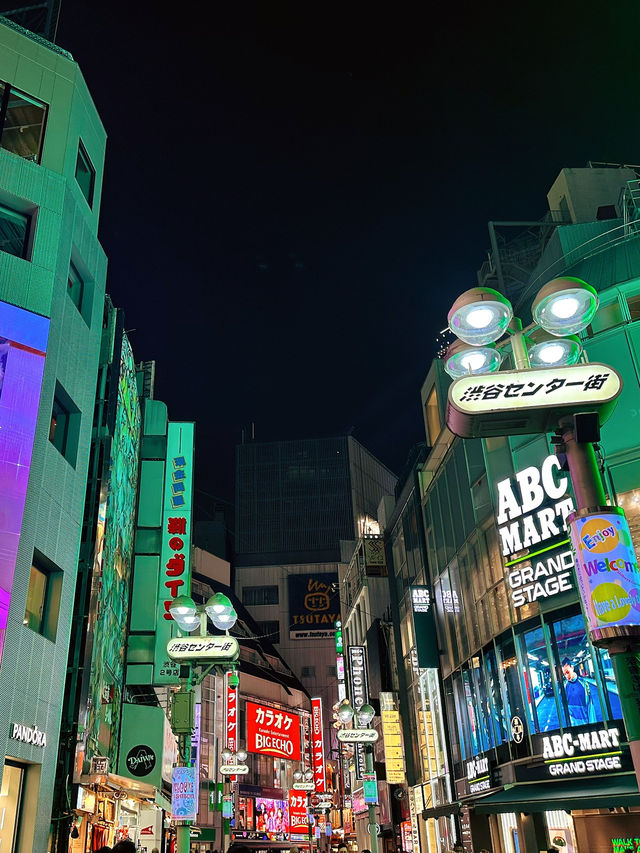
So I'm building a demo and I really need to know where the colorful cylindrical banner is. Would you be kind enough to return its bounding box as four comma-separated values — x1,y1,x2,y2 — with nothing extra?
568,506,640,646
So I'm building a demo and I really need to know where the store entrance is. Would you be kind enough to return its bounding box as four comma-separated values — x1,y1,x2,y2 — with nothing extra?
0,761,24,852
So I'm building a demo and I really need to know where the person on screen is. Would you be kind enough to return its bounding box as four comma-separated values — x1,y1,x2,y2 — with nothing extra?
562,657,596,724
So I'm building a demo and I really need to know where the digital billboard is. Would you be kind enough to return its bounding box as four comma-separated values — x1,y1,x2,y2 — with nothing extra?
288,572,338,640
246,701,301,760
0,300,49,668
255,797,289,838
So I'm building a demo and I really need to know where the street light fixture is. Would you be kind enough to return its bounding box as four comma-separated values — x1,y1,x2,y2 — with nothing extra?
531,277,598,336
448,287,513,346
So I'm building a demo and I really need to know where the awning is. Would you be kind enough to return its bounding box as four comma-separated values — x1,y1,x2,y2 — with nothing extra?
474,773,640,814
422,803,460,820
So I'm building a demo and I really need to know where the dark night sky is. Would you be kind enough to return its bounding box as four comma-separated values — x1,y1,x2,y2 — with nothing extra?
54,1,640,513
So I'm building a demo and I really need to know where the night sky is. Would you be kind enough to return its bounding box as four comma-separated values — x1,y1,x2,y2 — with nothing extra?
54,1,640,513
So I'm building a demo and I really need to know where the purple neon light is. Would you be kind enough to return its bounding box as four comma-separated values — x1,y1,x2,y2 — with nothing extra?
0,301,49,664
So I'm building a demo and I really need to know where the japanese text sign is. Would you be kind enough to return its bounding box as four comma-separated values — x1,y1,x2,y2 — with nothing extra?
167,635,239,661
226,670,238,754
347,646,370,779
311,697,326,793
289,790,309,834
447,364,622,439
568,507,640,644
247,701,301,760
154,422,195,684
380,692,405,784
171,765,197,820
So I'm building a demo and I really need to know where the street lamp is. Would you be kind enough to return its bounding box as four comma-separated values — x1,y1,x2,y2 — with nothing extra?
336,702,378,853
167,593,239,853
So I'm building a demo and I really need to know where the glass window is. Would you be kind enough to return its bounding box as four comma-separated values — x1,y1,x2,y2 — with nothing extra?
242,586,278,606
75,139,95,207
67,261,86,317
301,665,316,678
597,646,622,719
0,202,30,259
425,386,440,445
0,82,47,162
485,648,509,745
24,563,47,633
0,762,23,850
586,300,623,336
256,620,280,644
552,613,603,726
469,655,494,751
49,382,80,466
626,291,640,321
520,623,558,733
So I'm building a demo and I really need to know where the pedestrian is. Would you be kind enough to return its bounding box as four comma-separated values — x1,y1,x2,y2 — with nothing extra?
112,842,137,853
561,658,596,724
290,846,300,853
361,849,372,853
96,847,112,853
227,844,252,853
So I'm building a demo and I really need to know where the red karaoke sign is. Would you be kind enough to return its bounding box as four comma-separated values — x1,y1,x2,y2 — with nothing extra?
225,672,238,753
246,701,301,760
311,697,325,793
289,791,308,835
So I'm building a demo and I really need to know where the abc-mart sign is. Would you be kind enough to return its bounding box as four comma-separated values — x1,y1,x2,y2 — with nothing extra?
446,363,622,439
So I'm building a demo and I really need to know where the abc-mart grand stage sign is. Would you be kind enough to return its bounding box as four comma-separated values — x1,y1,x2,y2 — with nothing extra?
446,363,622,439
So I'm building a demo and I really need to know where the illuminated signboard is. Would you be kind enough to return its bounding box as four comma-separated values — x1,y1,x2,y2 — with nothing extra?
568,508,640,644
409,586,439,668
246,701,301,760
172,765,197,820
225,670,238,754
447,364,622,439
380,692,405,784
495,455,578,609
311,697,325,793
0,301,49,670
539,725,624,776
289,791,308,835
255,797,289,839
466,754,492,794
347,645,370,779
154,422,195,684
288,573,338,640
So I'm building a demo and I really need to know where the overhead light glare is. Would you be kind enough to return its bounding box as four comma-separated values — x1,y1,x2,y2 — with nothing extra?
444,340,502,379
528,334,582,368
532,277,598,336
448,287,513,345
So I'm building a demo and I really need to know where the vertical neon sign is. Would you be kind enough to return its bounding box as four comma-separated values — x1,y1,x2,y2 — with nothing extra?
0,301,49,667
311,697,325,793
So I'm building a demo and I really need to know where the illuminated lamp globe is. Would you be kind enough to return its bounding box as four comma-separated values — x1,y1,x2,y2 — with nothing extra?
532,277,598,336
448,287,513,346
357,704,375,726
205,592,233,616
444,339,502,380
293,769,303,781
528,333,582,368
211,607,238,631
235,747,248,763
304,769,314,782
169,595,196,618
228,670,240,688
337,702,355,724
221,747,233,762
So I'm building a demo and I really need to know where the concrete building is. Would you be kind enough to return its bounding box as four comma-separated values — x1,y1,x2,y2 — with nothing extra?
234,436,397,805
0,14,107,852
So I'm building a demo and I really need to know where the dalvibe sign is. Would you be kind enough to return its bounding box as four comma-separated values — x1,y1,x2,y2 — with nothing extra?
246,701,301,760
568,507,640,645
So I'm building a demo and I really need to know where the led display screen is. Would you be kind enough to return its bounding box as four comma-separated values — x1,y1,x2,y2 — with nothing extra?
255,797,289,838
0,300,49,666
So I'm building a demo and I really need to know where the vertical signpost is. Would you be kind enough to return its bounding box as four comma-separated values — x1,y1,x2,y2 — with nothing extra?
347,646,370,780
311,698,326,794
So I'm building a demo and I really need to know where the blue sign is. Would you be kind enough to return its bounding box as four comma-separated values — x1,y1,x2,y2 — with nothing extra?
172,766,197,820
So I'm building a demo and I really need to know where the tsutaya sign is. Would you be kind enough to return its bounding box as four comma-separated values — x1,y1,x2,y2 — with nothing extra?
447,364,622,439
496,455,577,608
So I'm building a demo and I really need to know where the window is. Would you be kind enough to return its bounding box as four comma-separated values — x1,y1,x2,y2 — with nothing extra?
256,620,280,644
67,261,87,320
425,386,440,446
327,665,337,678
75,140,95,207
301,665,316,679
49,381,80,466
626,291,640,321
0,202,30,259
23,555,61,641
242,585,278,606
0,82,47,163
585,300,623,336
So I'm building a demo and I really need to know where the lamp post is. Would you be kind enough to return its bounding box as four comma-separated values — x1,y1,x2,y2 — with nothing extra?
443,277,640,790
336,701,378,853
168,592,239,853
293,767,316,853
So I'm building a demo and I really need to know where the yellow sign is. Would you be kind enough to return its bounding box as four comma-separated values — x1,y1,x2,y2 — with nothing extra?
380,693,405,784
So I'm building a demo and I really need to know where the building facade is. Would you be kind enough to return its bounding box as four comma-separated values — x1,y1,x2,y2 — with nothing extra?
235,435,397,783
0,16,107,852
417,165,640,853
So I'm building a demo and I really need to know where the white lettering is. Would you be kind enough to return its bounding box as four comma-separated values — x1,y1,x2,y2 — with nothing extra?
496,479,521,525
541,455,568,500
516,466,545,515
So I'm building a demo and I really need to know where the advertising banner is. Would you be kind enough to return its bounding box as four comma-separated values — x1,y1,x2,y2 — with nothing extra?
288,572,339,640
568,506,640,645
225,671,238,754
172,765,197,819
0,301,49,671
311,697,326,793
289,791,308,835
380,692,405,784
409,586,439,668
154,422,195,684
246,701,301,760
118,703,177,789
347,646,370,779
